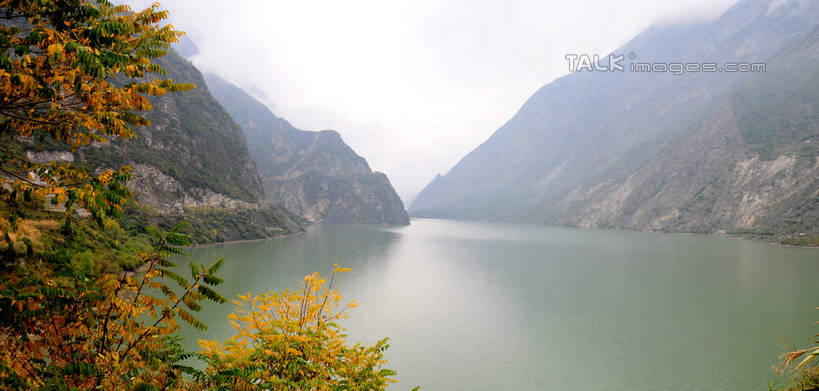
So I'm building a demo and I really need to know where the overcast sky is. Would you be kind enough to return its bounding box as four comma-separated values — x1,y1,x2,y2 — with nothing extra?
133,0,738,202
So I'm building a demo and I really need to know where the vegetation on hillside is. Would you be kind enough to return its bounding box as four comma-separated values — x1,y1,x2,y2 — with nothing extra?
734,27,819,160
76,49,265,203
124,201,304,245
780,234,819,248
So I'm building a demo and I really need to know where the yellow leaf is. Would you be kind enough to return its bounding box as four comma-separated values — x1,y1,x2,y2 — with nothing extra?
47,43,63,57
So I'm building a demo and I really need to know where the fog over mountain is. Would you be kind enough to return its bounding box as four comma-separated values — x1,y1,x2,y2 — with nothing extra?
410,0,819,234
130,0,738,201
204,73,409,225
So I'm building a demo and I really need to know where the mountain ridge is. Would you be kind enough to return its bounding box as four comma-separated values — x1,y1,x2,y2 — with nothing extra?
410,0,819,236
204,73,410,225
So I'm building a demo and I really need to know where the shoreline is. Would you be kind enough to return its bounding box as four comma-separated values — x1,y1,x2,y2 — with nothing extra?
185,217,818,250
187,221,412,248
188,225,315,248
408,217,819,249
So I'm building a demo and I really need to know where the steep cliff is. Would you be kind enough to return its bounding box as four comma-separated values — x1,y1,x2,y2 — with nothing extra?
25,49,303,242
205,74,409,225
411,0,819,235
74,50,264,211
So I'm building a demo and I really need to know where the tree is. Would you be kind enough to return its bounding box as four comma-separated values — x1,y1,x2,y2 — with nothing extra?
0,223,227,390
0,0,192,237
0,244,398,390
0,2,214,389
197,264,397,390
0,3,399,390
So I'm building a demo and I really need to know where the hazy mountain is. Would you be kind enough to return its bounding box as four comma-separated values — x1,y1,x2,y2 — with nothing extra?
410,0,819,235
205,74,409,225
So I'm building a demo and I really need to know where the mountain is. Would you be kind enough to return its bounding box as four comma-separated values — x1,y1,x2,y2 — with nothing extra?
204,73,409,225
25,49,303,242
410,0,819,236
71,49,265,211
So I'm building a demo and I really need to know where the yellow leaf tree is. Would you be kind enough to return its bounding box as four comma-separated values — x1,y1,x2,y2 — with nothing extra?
198,265,397,390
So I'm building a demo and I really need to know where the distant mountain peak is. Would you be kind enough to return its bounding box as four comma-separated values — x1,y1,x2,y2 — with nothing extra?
205,74,409,225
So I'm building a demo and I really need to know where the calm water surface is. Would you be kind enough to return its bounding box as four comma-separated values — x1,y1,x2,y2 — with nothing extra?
182,218,819,390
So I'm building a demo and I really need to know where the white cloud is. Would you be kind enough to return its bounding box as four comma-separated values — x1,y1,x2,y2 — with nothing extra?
133,0,738,201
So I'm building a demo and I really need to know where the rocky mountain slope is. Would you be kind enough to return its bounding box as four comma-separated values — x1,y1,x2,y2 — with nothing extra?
410,0,819,235
205,74,409,225
77,50,264,211
25,49,303,242
553,26,819,233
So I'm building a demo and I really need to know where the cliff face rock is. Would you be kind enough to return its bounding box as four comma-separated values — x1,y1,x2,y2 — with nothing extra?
125,163,252,212
75,50,264,213
411,0,819,234
205,74,409,225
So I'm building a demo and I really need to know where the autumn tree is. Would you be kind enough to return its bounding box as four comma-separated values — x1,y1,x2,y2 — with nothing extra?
0,223,227,390
0,1,214,389
0,3,400,390
197,265,397,391
0,0,192,238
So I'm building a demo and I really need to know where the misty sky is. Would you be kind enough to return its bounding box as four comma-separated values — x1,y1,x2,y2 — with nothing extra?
133,0,738,202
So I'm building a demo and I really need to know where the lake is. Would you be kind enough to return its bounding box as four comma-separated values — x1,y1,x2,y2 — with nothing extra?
182,218,819,390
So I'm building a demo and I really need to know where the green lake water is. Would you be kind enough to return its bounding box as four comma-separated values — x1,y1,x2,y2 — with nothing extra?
182,218,819,390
